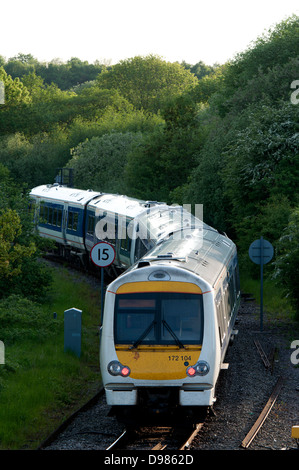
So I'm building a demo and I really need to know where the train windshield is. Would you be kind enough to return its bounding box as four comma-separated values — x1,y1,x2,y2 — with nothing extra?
114,292,203,346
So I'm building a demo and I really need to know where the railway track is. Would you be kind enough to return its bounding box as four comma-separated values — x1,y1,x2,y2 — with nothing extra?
106,419,205,451
38,387,207,451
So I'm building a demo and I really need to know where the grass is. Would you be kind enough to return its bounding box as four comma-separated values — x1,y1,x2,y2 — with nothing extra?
0,265,102,449
240,273,295,321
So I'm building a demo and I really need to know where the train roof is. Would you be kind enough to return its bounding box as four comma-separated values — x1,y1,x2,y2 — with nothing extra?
30,184,101,206
30,185,164,218
88,193,161,218
132,227,237,289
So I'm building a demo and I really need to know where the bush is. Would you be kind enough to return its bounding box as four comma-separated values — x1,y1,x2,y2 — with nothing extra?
0,295,58,345
273,208,299,317
68,131,144,193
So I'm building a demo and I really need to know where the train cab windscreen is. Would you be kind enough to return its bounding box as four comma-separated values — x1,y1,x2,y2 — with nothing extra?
114,292,203,346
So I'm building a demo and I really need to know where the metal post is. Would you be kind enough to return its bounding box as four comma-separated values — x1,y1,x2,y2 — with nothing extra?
64,308,82,357
101,267,104,326
260,237,264,332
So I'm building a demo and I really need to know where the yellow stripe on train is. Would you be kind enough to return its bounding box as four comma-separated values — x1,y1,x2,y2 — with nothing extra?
116,281,202,294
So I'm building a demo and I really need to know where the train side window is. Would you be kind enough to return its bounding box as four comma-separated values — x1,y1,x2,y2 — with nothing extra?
67,211,79,232
227,271,236,318
57,209,62,228
216,289,225,345
134,237,148,262
39,203,46,224
48,207,53,225
87,214,95,235
73,212,78,231
52,209,58,226
120,218,132,253
222,277,230,318
68,211,73,230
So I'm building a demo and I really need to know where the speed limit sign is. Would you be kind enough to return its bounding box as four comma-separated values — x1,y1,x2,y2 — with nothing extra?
90,242,116,268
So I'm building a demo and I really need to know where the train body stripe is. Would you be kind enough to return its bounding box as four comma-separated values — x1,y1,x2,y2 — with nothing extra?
116,281,202,294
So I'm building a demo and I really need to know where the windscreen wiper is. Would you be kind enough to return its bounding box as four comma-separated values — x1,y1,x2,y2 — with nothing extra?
162,319,185,349
129,321,156,350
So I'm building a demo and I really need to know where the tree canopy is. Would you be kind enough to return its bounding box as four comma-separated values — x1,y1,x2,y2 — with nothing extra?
0,15,299,313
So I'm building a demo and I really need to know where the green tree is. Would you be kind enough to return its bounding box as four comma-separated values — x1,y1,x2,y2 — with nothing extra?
274,208,299,316
68,132,144,193
0,67,31,107
222,101,299,224
0,209,36,279
0,166,51,300
97,55,198,112
214,15,299,116
125,93,202,202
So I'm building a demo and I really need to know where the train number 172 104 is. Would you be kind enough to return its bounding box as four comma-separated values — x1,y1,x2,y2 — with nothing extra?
168,355,191,361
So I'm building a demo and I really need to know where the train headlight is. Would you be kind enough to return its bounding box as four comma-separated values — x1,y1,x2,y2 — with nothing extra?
107,361,131,377
187,361,210,377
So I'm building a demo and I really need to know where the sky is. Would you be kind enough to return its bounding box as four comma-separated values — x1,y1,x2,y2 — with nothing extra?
1,0,298,66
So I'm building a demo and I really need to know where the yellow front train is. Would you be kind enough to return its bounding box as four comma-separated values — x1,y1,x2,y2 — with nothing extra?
100,263,230,411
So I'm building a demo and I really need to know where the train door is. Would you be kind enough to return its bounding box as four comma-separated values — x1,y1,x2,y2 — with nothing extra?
118,216,133,268
62,203,69,245
215,289,227,347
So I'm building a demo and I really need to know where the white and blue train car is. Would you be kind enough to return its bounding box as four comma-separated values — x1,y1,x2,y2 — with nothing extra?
30,184,165,270
30,184,101,265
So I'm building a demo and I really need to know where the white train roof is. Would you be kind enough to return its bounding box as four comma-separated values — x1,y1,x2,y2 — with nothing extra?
132,227,236,289
30,184,101,206
88,193,157,218
30,184,165,218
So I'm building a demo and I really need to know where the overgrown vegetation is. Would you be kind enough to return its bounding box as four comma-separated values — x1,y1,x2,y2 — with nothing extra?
0,267,100,449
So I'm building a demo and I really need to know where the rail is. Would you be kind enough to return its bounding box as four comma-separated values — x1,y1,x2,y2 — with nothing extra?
241,376,284,448
106,420,205,451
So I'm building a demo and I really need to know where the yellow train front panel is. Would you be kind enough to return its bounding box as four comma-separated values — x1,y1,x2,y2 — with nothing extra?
116,345,202,380
113,280,203,381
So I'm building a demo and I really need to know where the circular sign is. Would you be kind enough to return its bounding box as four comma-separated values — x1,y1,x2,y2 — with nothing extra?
90,242,116,268
249,237,274,265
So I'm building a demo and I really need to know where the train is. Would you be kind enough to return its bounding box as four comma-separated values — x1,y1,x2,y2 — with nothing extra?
30,183,240,413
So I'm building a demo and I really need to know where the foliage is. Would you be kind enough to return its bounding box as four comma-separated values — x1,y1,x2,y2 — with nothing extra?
181,60,220,80
0,86,131,136
0,266,100,449
0,167,51,300
222,101,299,224
273,208,299,317
217,15,299,110
3,55,105,90
125,93,203,202
0,66,30,107
0,295,56,345
0,209,35,278
68,131,144,193
0,131,70,187
97,55,198,112
67,106,162,150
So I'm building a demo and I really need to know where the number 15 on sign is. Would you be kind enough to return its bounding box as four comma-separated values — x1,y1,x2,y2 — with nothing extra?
90,242,116,268
90,242,116,325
